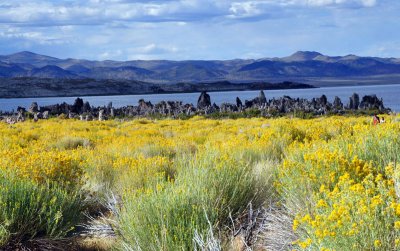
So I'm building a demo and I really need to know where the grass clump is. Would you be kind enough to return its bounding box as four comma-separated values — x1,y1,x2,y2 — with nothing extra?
55,136,91,150
0,173,84,248
114,152,273,250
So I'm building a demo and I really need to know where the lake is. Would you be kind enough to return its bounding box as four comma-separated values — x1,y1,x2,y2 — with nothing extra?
1,84,399,112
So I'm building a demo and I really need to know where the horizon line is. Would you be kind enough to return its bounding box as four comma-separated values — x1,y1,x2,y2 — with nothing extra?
1,50,398,62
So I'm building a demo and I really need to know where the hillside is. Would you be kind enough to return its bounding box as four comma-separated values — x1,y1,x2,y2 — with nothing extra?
0,78,313,98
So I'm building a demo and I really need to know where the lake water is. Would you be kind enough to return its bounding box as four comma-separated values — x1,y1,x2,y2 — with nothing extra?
1,84,399,112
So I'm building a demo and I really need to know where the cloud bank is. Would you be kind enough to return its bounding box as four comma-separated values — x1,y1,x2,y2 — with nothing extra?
0,0,398,60
0,0,379,26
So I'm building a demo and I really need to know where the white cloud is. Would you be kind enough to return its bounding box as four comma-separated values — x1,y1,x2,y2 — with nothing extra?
140,44,157,53
99,49,122,60
0,0,379,28
295,0,377,7
0,0,394,61
362,42,400,57
136,43,179,54
229,2,262,18
226,0,377,19
0,26,71,45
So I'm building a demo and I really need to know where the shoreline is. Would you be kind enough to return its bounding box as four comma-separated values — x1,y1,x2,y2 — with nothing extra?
0,82,315,99
2,82,400,100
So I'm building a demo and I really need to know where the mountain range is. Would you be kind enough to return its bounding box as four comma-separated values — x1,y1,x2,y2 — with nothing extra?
1,51,400,85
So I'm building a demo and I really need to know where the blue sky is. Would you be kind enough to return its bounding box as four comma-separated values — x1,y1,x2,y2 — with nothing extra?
0,0,399,60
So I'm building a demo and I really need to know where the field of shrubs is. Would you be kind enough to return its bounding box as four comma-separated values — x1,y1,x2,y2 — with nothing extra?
0,115,399,250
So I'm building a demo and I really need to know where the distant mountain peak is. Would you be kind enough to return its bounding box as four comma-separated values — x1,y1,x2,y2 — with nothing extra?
29,64,77,78
341,54,361,60
7,51,42,58
6,51,59,61
11,51,37,56
284,51,324,61
292,51,323,57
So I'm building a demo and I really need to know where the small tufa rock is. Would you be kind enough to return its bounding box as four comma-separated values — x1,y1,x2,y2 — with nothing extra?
349,93,360,110
245,90,267,108
17,111,25,122
68,112,77,119
220,103,237,113
29,102,39,113
42,111,49,119
82,101,91,113
333,96,343,109
236,97,243,108
6,117,16,124
258,90,267,104
72,98,84,113
319,95,328,106
107,102,113,110
99,109,105,121
197,91,211,109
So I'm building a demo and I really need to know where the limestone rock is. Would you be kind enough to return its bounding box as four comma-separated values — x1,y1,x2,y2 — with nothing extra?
349,93,360,110
29,102,39,113
236,97,243,108
359,95,385,111
42,111,49,119
99,109,105,121
333,96,343,109
197,91,211,109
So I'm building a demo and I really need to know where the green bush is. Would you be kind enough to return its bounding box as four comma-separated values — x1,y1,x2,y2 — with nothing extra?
0,174,84,247
115,152,273,250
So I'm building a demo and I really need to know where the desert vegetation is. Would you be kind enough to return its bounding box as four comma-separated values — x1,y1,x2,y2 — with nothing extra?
0,115,399,250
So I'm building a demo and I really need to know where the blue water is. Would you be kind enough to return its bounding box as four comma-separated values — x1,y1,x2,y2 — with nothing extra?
1,84,399,112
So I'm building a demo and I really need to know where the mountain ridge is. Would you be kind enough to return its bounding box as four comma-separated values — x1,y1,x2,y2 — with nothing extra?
1,51,400,85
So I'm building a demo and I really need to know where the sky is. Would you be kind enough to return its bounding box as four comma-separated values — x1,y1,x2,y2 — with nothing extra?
0,0,399,61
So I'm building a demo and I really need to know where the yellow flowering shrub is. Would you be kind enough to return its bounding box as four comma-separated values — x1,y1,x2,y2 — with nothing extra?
0,114,398,249
279,116,400,250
